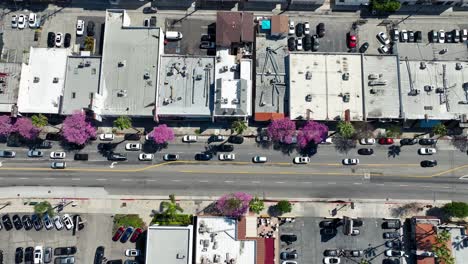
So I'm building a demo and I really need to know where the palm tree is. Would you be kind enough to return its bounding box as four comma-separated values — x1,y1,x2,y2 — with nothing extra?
161,194,183,218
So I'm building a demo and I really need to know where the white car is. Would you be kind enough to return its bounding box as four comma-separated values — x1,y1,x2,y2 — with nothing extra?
293,156,310,164
400,29,408,42
125,249,141,257
321,138,333,144
391,28,399,42
419,148,437,155
304,22,310,35
378,45,390,54
219,153,235,161
296,38,303,51
377,32,390,45
323,257,340,264
139,153,154,161
99,133,115,141
342,158,359,165
18,14,26,29
252,156,267,163
34,246,43,264
53,215,64,230
76,19,84,35
182,135,197,143
438,30,445,43
125,143,141,151
385,250,405,257
62,214,74,230
50,152,66,159
359,138,375,145
461,29,468,42
289,20,295,35
28,13,37,28
11,14,18,28
55,32,63,47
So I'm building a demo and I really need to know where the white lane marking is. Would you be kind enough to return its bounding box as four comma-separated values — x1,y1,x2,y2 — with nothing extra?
172,180,181,182
44,178,55,180
18,178,29,180
199,180,209,183
275,181,285,184
303,182,312,184
327,182,337,185
121,179,131,182
376,184,385,186
96,179,107,181
422,186,431,188
71,178,81,181
251,181,260,183
399,185,409,187
441,186,450,189
353,182,362,185
147,179,156,182
224,180,234,183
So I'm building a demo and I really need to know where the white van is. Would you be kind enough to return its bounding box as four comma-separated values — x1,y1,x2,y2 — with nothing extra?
165,31,183,40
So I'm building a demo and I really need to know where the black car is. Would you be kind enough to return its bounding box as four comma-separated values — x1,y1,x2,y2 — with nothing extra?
12,214,23,230
64,33,71,48
124,134,141,141
312,35,320,51
31,214,43,231
87,21,95,36
24,247,34,263
324,249,338,257
359,42,369,53
73,214,85,230
280,251,298,260
415,31,422,43
419,138,436,145
15,247,23,264
228,136,244,144
217,144,234,152
280,234,297,244
36,140,53,149
143,6,157,13
22,215,33,230
303,35,312,51
383,220,401,229
408,31,415,42
421,160,438,167
195,153,213,161
164,154,179,161
46,133,62,141
47,32,55,48
54,247,77,256
317,23,325,37
383,232,400,239
385,240,402,249
353,218,363,227
201,34,215,42
400,138,418,146
446,31,453,43
2,214,13,231
74,153,89,161
108,153,127,161
287,37,295,51
357,148,373,155
296,23,304,37
94,246,105,264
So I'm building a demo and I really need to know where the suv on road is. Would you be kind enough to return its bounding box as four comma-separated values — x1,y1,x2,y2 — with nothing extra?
74,153,89,161
107,153,127,161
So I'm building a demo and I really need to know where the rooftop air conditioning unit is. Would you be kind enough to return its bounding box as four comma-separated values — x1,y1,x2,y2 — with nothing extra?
424,85,433,92
144,72,150,79
305,94,312,102
53,77,59,83
456,63,463,70
232,98,239,104
305,71,312,80
118,61,126,67
420,62,426,69
33,77,40,83
342,73,349,81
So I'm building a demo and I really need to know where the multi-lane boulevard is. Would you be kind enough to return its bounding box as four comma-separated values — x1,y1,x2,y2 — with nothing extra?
0,136,467,200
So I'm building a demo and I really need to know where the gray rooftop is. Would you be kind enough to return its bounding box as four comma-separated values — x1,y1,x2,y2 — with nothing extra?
98,10,161,116
254,35,288,120
400,60,468,120
0,63,21,113
61,56,101,115
145,225,193,264
362,55,401,119
157,55,215,117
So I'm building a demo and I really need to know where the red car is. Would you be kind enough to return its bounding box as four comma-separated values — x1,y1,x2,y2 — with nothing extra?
348,34,357,48
112,226,125,242
378,138,394,145
130,228,143,243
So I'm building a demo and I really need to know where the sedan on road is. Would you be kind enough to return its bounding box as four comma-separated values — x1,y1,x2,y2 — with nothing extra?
125,143,141,151
379,138,394,145
51,162,66,169
219,153,236,161
138,153,154,161
108,153,127,161
293,156,310,164
342,158,359,165
357,148,373,155
50,152,66,159
324,257,340,264
421,160,438,167
400,138,418,145
419,138,436,145
28,150,43,157
0,150,16,158
195,153,213,161
163,154,179,161
377,32,390,45
217,144,234,152
419,148,437,155
360,138,375,145
100,133,115,141
252,156,267,163
182,135,197,143
228,135,244,144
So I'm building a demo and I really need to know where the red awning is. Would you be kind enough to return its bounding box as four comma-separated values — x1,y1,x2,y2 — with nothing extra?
264,238,275,264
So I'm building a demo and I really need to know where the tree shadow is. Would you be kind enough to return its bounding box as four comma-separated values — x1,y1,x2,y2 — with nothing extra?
450,136,467,153
426,206,449,223
97,143,118,157
204,145,219,155
387,145,401,158
334,137,356,154
202,202,220,216
142,141,168,153
298,142,318,157
267,205,281,217
273,142,296,156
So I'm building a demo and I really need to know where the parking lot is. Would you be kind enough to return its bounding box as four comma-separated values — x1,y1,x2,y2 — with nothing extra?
75,16,105,55
164,18,216,56
279,217,406,264
0,212,146,263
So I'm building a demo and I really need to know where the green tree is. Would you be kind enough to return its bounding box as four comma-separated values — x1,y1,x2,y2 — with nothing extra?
433,123,447,137
386,125,402,138
231,120,248,135
337,121,355,139
34,201,54,217
249,196,265,214
275,200,292,215
161,194,183,218
113,116,132,131
31,114,48,128
84,37,95,52
432,230,455,264
442,202,468,218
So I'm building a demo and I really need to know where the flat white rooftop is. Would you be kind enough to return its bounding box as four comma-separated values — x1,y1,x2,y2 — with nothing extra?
196,217,256,264
17,48,69,114
289,53,363,121
146,225,193,264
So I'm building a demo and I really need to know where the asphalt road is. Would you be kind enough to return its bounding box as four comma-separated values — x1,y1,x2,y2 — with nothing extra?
0,137,467,200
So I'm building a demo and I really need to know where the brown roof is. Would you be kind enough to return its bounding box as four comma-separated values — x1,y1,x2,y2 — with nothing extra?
271,15,288,34
415,223,452,264
237,217,275,264
216,12,254,46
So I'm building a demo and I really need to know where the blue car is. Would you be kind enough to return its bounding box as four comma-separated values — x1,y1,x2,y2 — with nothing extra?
120,227,134,243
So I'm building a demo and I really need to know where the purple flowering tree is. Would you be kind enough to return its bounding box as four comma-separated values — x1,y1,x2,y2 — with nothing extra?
267,118,296,144
62,112,97,146
148,124,175,144
0,115,13,138
11,118,40,140
297,121,329,149
216,192,253,217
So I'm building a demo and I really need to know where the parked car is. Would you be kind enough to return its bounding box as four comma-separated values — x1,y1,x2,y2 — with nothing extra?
296,38,303,51
54,247,77,256
461,29,468,42
36,140,53,149
87,21,95,36
217,144,234,152
378,138,394,145
408,30,415,42
73,214,84,231
288,20,295,35
163,154,179,161
44,247,52,263
120,227,134,243
319,220,337,228
228,135,244,144
438,30,445,43
400,138,418,145
62,214,74,230
293,156,310,164
391,28,399,42
99,133,115,141
360,138,375,145
421,160,438,167
280,251,298,260
209,135,226,142
53,215,64,230
74,153,89,161
25,247,34,264
107,153,127,161
400,30,408,42
252,156,267,163
324,257,341,264
55,32,63,47
43,214,54,230
125,249,140,257
303,22,310,35
323,249,338,257
419,148,437,155
33,246,43,264
357,148,373,155
377,32,390,45
50,151,66,159
359,42,369,53
344,250,363,257
195,153,213,161
46,133,62,141
51,162,66,169
383,220,401,229
378,45,390,54
385,250,405,257
342,158,359,165
419,138,436,145
76,19,84,35
54,256,75,264
31,214,43,231
12,214,23,230
303,35,312,51
130,228,143,243
280,234,297,244
22,215,33,230
200,41,216,49
347,34,357,49
383,232,400,239
28,150,43,157
430,30,438,42
124,133,141,141
138,153,154,161
2,214,13,231
64,33,71,48
256,135,271,143
125,143,141,151
47,32,56,48
317,23,325,37
446,31,453,43
18,14,26,29
143,6,158,14
0,150,16,158
182,135,197,142
113,226,125,241
15,247,23,264
296,23,304,37
453,29,460,42
11,14,18,28
94,246,105,264
385,240,402,249
219,153,236,161
312,35,320,51
415,31,422,43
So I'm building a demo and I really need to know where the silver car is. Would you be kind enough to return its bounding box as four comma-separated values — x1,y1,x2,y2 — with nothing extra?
28,150,43,157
